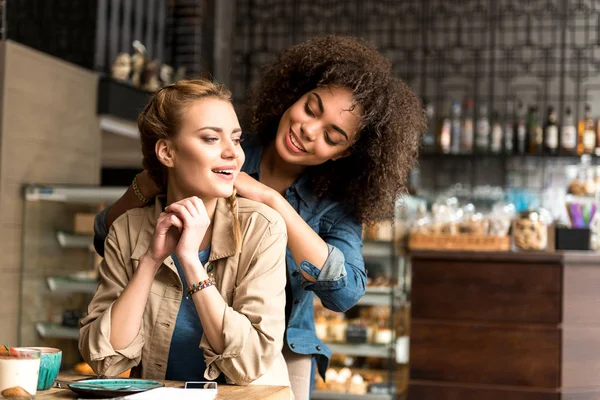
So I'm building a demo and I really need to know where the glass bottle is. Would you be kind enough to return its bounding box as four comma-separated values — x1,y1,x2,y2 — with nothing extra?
514,101,527,154
422,98,436,153
450,100,462,155
504,101,514,154
561,106,577,155
527,106,543,155
475,103,490,153
544,105,558,155
490,111,503,154
461,98,474,154
578,104,596,155
438,101,451,154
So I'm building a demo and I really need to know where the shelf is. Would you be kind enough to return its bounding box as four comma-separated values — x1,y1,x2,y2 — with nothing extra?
46,276,98,294
35,322,79,340
24,184,127,204
97,77,151,123
99,115,139,138
362,241,393,258
326,343,392,358
357,287,393,306
56,231,93,249
419,152,594,161
312,390,392,400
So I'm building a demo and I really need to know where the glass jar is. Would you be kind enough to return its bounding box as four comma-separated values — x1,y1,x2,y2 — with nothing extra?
512,209,552,251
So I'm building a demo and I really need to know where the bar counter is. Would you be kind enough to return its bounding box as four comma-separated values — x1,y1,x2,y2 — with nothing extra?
35,373,290,399
408,250,600,400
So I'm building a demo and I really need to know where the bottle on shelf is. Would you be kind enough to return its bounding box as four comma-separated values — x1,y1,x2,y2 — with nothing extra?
450,100,462,155
544,105,559,155
527,106,543,154
438,101,451,154
578,104,596,155
514,101,527,154
475,103,490,153
561,106,577,155
504,101,514,154
596,117,600,156
422,98,436,153
490,110,503,154
461,98,474,154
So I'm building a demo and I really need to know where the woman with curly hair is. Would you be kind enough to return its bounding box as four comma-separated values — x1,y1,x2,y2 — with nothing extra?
93,35,425,398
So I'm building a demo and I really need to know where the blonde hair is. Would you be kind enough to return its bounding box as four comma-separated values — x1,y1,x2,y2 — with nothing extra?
139,79,241,253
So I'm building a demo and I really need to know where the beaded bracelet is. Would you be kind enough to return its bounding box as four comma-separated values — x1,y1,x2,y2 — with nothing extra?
132,173,151,204
186,274,215,298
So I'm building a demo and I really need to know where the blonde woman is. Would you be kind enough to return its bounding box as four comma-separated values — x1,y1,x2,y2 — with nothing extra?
79,80,290,388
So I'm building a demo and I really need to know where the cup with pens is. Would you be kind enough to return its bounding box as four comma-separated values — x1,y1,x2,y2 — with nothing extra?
556,195,598,251
566,195,597,229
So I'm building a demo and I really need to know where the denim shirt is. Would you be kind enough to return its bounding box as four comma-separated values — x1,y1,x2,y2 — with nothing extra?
93,144,367,379
241,144,367,379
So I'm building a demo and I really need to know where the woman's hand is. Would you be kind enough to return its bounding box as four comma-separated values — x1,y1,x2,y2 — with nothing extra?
145,212,183,267
234,172,275,204
137,170,162,200
165,197,211,266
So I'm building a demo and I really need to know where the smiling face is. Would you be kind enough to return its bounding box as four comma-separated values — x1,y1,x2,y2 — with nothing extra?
273,86,363,166
158,98,245,200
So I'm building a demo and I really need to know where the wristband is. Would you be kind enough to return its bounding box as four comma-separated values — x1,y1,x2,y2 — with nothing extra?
186,274,215,299
132,173,151,204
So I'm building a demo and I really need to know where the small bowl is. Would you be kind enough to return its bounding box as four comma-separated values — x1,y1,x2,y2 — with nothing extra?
17,347,62,391
0,348,41,396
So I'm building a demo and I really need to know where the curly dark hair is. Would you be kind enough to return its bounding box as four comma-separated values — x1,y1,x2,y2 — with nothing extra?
245,34,426,223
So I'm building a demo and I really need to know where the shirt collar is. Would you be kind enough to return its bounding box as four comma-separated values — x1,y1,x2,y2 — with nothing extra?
243,143,314,208
130,195,237,265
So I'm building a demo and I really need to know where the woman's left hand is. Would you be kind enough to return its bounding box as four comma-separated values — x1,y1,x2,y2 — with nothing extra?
165,196,211,266
234,172,274,203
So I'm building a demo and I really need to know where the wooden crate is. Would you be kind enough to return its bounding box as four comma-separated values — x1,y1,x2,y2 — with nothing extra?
408,233,510,252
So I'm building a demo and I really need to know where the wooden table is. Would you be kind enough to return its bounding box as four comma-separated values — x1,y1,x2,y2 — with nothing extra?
35,373,290,400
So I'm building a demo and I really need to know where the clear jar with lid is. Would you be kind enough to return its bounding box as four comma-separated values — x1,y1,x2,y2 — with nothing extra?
512,209,552,251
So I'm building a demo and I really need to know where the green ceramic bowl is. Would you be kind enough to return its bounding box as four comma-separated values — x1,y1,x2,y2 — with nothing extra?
19,347,62,391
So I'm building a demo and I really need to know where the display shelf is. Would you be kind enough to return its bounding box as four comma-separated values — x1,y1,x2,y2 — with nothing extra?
99,115,139,138
46,276,98,294
419,152,593,161
312,390,392,400
362,241,393,258
35,322,79,340
56,231,93,249
326,343,392,358
24,184,127,204
357,287,394,306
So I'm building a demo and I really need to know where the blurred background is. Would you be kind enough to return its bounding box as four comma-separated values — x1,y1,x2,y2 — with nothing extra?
2,1,600,399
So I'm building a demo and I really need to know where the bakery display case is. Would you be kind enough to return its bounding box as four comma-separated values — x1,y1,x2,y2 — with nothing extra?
311,197,424,399
19,185,126,369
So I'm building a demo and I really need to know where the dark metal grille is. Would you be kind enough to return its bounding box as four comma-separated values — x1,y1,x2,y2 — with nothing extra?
5,0,168,73
231,0,600,192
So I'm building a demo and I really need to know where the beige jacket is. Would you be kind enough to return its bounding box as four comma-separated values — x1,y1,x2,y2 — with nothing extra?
79,196,290,386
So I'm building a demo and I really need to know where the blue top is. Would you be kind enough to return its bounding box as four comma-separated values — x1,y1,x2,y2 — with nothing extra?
93,144,367,379
241,144,366,379
165,247,225,382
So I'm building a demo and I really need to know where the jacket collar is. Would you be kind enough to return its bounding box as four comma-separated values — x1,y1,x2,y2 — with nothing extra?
130,195,237,267
243,143,314,208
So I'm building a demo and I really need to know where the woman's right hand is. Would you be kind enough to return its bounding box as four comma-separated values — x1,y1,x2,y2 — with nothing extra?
144,212,183,266
137,170,162,201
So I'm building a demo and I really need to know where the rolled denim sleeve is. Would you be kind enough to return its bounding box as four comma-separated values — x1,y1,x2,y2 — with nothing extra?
93,206,111,257
302,214,366,312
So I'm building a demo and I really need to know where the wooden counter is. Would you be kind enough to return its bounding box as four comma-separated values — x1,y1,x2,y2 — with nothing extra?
35,373,290,399
408,250,600,400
